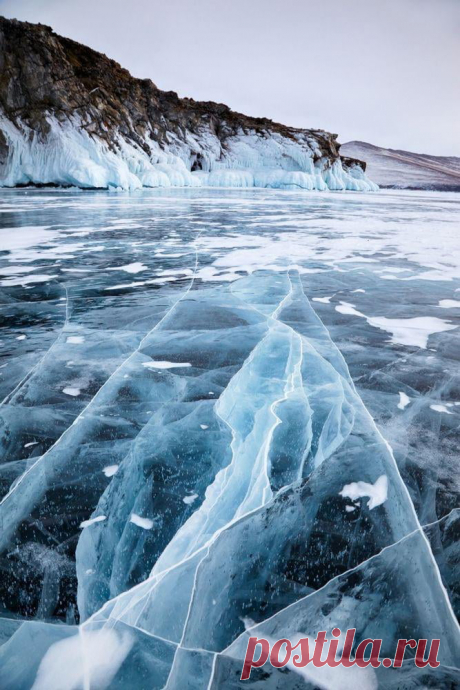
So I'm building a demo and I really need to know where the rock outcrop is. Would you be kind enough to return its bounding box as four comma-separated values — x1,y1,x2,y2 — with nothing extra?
0,17,377,191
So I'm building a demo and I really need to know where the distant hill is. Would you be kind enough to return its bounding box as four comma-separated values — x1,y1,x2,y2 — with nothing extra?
341,141,460,191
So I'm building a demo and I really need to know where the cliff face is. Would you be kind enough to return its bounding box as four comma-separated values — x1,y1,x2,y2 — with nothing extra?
0,17,376,191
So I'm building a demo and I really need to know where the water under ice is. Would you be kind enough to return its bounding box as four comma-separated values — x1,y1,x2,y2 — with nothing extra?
0,188,459,688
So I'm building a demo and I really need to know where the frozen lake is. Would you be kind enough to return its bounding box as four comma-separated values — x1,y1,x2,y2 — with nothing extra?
0,188,459,688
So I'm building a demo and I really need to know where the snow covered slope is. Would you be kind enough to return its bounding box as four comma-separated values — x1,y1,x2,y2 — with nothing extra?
341,141,460,191
0,18,377,192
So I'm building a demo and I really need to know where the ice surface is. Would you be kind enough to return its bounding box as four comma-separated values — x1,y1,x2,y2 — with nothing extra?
0,187,458,688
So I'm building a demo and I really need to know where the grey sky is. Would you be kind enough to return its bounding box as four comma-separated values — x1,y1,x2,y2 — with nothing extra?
1,0,459,155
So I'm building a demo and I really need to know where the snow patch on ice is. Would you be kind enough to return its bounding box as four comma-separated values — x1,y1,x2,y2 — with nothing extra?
80,515,106,528
130,514,154,529
31,628,133,690
438,299,460,309
339,475,388,510
109,262,147,274
312,295,333,304
367,316,456,349
183,494,199,505
62,387,81,397
397,392,411,410
430,404,453,415
142,360,192,369
335,302,456,348
102,465,119,478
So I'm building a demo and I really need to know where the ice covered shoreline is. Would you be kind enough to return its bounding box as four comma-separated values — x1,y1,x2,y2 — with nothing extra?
0,116,378,192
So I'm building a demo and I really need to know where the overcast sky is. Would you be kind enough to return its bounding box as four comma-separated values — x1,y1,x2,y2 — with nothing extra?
1,0,459,155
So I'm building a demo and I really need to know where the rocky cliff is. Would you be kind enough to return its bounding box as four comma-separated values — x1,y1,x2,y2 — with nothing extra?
0,17,377,191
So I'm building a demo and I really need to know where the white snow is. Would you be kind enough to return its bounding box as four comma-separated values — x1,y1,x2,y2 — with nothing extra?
24,441,38,448
438,299,460,309
130,514,154,529
31,628,133,690
16,335,27,341
142,361,192,369
335,302,364,318
200,424,209,430
66,336,85,344
109,262,147,274
80,515,106,528
62,387,81,397
102,465,119,477
335,302,456,348
1,273,57,287
397,392,411,410
339,475,388,510
312,295,333,304
367,316,456,348
183,494,199,505
430,404,453,415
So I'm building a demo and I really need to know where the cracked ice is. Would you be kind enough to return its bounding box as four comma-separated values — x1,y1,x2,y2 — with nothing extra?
0,188,459,689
